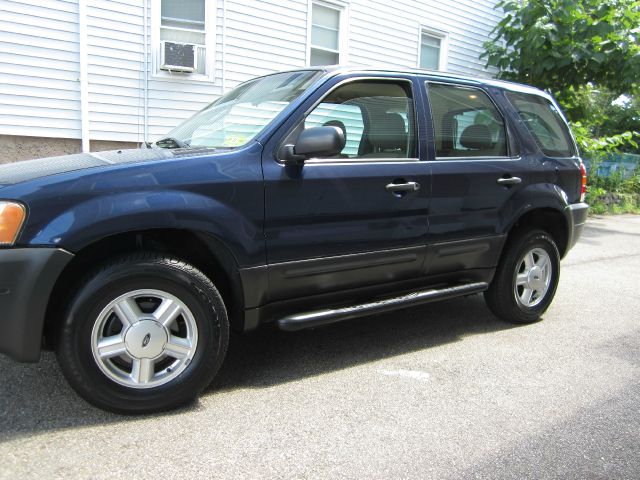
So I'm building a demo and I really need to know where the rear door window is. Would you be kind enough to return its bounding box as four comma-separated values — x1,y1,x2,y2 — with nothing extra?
426,83,509,159
506,92,576,158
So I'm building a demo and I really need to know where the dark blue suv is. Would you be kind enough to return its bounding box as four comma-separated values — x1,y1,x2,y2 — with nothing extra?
0,67,588,412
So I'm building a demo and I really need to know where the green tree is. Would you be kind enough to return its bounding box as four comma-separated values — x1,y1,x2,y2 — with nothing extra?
564,85,639,153
483,0,640,96
482,0,640,155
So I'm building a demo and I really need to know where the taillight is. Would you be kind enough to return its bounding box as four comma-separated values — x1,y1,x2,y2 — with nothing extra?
579,162,587,202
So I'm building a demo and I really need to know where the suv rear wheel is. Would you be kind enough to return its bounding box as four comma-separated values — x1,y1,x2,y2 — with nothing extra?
56,253,229,414
485,229,560,324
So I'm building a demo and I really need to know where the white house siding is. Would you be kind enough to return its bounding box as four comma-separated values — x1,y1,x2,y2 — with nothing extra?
146,0,225,139
348,0,501,77
224,0,308,85
0,0,502,148
87,0,146,142
0,0,81,140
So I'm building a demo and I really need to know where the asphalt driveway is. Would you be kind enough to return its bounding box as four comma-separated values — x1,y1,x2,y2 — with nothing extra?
1,215,639,479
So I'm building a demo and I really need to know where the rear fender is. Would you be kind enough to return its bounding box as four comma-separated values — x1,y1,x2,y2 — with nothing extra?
497,182,570,236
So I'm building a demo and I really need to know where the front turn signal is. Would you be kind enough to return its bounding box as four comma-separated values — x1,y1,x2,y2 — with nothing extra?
0,202,26,245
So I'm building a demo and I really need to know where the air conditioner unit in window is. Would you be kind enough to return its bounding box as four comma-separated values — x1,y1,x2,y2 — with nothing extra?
160,41,197,72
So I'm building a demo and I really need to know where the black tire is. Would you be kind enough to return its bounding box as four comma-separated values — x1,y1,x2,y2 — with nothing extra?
56,253,229,414
484,229,560,324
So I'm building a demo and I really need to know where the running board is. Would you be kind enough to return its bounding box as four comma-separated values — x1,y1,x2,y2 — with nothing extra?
276,282,488,331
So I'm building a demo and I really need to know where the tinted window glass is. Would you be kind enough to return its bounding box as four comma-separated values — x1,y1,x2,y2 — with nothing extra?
306,104,364,156
507,92,575,157
427,83,508,158
304,81,416,159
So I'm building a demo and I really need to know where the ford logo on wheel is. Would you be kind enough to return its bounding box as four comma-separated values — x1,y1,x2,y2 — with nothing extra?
141,333,151,348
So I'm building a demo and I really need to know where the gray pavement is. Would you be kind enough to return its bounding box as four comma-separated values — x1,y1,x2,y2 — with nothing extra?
1,215,639,479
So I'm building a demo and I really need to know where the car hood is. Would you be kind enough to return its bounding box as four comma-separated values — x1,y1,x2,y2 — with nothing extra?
0,148,211,187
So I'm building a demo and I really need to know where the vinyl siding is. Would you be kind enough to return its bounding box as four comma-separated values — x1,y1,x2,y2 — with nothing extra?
0,0,81,139
348,0,501,77
86,0,146,142
0,0,502,144
223,0,308,87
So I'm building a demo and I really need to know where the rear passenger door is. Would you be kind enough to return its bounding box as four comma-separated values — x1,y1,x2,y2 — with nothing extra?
422,81,526,275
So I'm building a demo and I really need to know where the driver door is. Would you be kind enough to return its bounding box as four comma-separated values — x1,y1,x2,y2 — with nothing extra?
261,75,431,303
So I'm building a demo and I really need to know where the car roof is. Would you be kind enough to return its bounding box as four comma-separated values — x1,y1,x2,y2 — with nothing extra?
282,65,552,100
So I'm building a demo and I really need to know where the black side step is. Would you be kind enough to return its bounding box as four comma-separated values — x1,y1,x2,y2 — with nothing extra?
276,282,488,331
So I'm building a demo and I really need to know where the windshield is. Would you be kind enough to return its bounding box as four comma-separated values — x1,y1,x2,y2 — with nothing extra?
163,70,323,149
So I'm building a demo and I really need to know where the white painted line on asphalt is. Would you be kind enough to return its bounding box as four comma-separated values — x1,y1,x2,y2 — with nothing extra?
379,369,430,381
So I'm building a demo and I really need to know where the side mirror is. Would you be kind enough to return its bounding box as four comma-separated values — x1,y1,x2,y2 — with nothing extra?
282,126,346,166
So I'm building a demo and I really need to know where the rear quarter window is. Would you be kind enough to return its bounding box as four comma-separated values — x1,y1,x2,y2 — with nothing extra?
506,92,576,158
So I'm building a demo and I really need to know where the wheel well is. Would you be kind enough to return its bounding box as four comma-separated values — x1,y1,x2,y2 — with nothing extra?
43,229,245,349
508,208,568,258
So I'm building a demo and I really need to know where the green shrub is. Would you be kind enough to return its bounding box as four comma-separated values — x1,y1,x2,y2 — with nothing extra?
585,162,640,214
620,168,640,194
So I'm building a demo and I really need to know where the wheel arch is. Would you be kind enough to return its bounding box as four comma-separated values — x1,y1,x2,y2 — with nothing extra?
498,183,572,259
43,228,247,350
502,207,569,259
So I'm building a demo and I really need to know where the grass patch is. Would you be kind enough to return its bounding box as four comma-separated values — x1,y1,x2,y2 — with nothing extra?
586,190,640,215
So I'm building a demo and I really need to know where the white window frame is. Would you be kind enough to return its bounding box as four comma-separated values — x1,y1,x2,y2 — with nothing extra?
418,26,449,71
306,0,349,67
150,0,216,82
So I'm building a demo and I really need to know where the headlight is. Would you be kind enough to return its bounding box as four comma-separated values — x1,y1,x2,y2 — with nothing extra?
0,202,26,245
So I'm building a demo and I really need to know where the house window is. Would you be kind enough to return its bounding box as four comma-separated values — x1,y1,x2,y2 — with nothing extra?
309,3,342,66
160,0,206,75
420,30,446,70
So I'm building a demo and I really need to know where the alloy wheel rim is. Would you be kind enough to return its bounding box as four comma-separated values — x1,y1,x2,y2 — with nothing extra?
513,247,552,308
90,289,198,389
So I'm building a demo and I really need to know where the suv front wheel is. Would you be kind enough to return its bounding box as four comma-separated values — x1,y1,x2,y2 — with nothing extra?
485,229,560,324
56,253,229,414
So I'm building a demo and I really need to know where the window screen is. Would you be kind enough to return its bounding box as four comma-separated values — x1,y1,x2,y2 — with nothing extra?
303,81,416,159
428,83,508,158
507,92,575,158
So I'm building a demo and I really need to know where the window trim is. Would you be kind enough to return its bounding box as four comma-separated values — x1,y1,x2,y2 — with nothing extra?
277,76,419,165
418,26,449,71
151,0,216,82
306,0,349,66
425,81,518,161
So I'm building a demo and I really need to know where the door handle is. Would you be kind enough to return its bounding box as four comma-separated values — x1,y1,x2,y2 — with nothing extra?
385,181,421,193
497,176,522,186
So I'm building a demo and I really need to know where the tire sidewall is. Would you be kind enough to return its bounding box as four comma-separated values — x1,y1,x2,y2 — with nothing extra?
508,231,560,319
58,256,228,413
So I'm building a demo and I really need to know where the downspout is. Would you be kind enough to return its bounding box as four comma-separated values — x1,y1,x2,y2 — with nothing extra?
143,0,149,142
78,0,90,152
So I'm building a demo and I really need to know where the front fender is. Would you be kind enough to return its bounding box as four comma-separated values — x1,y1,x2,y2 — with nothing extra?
22,190,264,267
